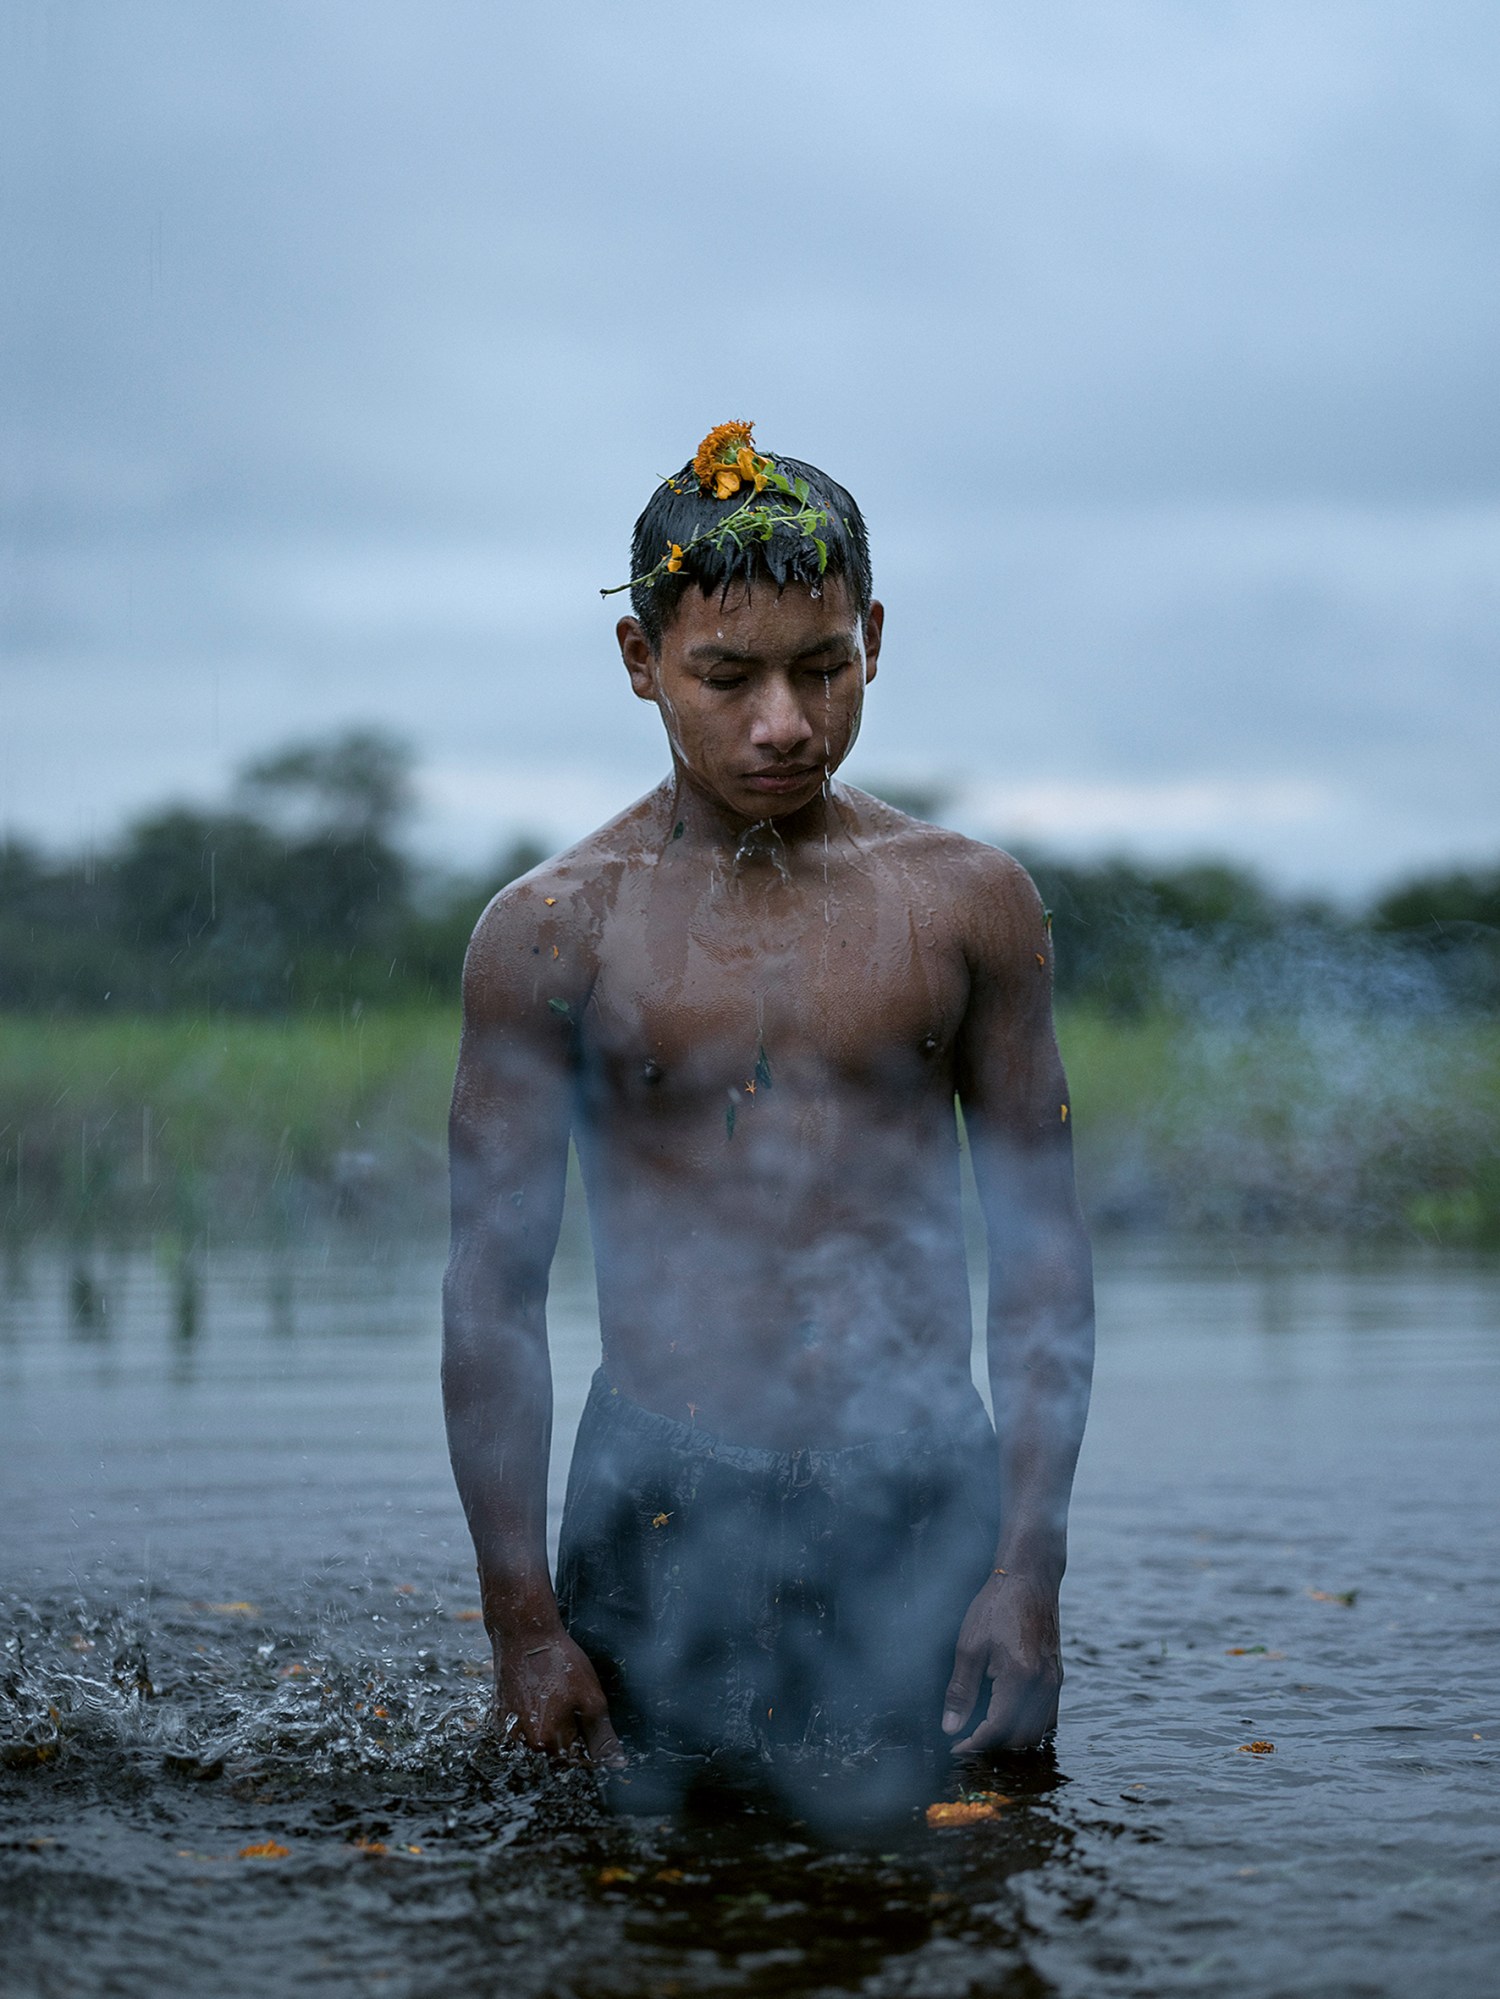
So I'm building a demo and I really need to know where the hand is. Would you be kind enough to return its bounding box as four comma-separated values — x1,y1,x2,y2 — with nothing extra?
493,1628,625,1766
941,1570,1062,1755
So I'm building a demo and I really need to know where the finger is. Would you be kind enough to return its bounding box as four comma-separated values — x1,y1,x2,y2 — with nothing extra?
498,1703,552,1754
951,1673,1023,1756
1010,1663,1061,1747
581,1704,627,1770
952,1676,1056,1756
941,1647,984,1736
551,1722,589,1764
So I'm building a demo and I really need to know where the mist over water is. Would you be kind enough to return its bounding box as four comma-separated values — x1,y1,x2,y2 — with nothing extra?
3,1229,1495,1996
1053,922,1500,1241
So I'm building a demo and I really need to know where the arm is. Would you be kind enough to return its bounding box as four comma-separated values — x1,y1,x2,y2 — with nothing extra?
441,884,621,1763
943,854,1095,1753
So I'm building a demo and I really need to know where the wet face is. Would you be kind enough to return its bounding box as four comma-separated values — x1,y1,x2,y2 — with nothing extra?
618,577,884,823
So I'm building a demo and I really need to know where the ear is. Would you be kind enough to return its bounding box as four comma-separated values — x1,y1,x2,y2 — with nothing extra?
617,617,658,702
862,599,885,683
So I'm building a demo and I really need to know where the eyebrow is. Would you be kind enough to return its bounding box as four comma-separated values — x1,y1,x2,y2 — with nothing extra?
684,635,855,666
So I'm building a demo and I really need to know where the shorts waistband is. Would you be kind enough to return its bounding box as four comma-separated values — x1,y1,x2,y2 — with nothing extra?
581,1368,992,1478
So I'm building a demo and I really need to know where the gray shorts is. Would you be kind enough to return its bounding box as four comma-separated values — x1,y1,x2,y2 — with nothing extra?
556,1371,1000,1769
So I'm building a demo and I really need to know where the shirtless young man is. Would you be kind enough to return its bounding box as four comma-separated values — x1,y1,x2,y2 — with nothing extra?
442,425,1094,1805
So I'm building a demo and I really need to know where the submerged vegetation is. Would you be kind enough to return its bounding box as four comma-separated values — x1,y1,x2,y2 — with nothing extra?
2,728,1497,1244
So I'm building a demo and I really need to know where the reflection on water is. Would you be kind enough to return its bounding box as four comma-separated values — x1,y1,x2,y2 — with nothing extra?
2,1233,1497,1997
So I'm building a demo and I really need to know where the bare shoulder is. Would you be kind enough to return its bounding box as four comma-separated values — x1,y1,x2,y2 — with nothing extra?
838,788,1045,959
462,786,669,1023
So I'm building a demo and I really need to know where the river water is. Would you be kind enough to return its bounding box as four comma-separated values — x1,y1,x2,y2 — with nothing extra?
1,1232,1496,1997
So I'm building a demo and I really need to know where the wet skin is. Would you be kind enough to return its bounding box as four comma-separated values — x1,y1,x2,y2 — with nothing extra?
442,576,1094,1767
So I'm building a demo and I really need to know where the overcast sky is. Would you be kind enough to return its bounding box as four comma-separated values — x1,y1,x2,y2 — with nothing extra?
2,1,1496,895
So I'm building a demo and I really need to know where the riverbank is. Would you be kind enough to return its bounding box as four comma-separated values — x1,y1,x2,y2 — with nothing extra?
1,1007,1496,1244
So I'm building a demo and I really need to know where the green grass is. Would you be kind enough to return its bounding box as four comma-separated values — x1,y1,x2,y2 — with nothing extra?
2,1005,1497,1245
0,1009,460,1239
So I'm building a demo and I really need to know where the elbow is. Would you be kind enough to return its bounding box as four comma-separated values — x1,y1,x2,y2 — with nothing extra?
441,1259,549,1398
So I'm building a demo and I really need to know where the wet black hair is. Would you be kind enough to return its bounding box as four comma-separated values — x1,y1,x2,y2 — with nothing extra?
628,454,872,651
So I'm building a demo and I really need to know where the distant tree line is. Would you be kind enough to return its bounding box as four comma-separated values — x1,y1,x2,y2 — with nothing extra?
1015,852,1500,1016
1,732,1496,1015
0,730,544,1013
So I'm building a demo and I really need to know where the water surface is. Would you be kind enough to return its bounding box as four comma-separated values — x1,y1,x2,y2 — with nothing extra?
2,1235,1496,1997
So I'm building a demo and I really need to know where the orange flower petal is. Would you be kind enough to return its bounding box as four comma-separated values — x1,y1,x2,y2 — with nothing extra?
693,419,756,490
925,1795,1009,1828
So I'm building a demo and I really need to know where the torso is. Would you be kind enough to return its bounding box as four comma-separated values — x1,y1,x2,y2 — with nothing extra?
531,786,996,1448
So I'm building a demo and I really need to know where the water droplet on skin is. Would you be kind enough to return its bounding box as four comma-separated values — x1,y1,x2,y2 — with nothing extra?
732,819,792,884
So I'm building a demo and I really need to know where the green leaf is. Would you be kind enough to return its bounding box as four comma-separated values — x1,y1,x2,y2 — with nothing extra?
548,998,571,1017
724,1098,737,1140
793,476,809,504
812,536,828,572
754,1044,773,1092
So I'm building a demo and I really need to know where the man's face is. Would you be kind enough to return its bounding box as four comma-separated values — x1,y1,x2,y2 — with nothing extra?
618,576,884,823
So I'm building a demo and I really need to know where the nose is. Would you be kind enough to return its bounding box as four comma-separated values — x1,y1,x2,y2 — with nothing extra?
748,672,814,758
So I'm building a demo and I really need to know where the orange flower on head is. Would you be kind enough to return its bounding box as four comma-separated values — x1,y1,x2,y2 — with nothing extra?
665,544,685,573
693,420,757,497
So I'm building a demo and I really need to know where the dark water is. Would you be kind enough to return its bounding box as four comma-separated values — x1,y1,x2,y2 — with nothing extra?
2,1234,1496,1997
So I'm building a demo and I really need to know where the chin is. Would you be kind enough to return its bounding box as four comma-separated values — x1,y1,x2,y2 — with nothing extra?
736,784,824,818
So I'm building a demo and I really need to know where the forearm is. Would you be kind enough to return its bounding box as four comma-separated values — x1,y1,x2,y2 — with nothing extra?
986,1213,1094,1590
441,1245,561,1640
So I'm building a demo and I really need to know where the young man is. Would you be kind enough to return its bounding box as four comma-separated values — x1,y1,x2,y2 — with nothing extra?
442,424,1093,1810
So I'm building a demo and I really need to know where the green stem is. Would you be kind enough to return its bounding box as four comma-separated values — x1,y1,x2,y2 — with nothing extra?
599,490,830,599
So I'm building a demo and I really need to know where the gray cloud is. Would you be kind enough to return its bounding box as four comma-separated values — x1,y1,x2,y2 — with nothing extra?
2,0,1497,891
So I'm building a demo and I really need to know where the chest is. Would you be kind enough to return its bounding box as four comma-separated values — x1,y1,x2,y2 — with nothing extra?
582,866,971,1095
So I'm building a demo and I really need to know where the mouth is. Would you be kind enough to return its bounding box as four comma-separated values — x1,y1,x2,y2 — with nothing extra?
741,765,824,796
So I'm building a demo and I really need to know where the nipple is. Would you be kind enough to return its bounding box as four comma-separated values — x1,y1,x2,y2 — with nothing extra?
642,1059,663,1084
